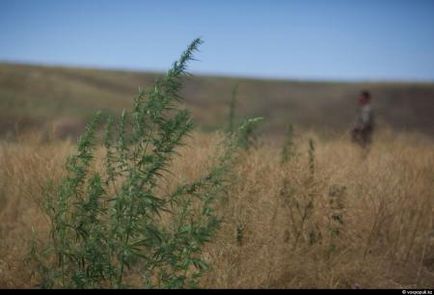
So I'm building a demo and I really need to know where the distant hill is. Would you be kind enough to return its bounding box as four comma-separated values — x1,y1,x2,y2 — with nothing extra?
1,62,433,138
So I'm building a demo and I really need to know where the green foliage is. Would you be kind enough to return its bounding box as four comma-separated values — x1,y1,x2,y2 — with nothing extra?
236,117,264,150
328,184,346,253
33,38,236,289
281,124,295,164
236,222,245,246
224,83,263,150
279,137,322,250
227,84,239,134
308,138,315,179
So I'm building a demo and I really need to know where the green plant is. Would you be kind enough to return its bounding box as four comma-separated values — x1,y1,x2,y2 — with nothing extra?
328,184,346,253
279,137,321,250
308,138,315,180
281,184,316,250
227,84,239,134
236,222,246,246
236,117,264,150
281,124,295,164
32,38,236,289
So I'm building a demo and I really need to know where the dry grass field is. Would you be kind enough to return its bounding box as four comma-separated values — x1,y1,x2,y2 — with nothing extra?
1,129,433,288
1,54,433,289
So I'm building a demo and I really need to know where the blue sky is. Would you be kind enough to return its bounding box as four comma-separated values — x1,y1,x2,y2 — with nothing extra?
1,0,434,81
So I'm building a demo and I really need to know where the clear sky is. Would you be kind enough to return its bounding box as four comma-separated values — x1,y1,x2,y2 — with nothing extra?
1,0,434,82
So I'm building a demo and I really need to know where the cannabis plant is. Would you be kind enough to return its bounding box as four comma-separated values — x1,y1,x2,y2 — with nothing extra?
281,123,295,164
34,38,235,289
236,117,263,150
227,84,239,134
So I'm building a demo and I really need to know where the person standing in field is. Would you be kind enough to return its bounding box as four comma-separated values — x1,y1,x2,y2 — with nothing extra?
351,90,375,148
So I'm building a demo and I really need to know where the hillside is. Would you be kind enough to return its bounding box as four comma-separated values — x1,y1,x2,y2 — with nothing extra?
1,62,433,138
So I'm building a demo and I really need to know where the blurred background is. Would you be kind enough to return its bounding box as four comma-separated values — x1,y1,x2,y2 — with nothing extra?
1,0,433,140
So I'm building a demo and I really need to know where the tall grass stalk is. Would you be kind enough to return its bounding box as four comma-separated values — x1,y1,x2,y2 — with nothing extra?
227,84,239,134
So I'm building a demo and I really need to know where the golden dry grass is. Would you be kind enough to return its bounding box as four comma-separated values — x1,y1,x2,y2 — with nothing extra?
0,129,433,288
